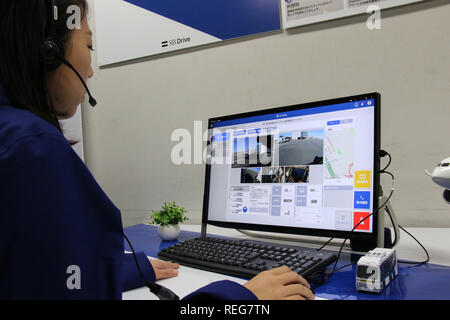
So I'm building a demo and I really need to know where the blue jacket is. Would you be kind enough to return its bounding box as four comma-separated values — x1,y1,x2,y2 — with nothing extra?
0,84,256,300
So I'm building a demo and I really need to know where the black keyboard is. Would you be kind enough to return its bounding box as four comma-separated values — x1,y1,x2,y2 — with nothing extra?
158,237,337,280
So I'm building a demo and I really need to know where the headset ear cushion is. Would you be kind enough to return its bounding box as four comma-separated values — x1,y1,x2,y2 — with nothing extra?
42,39,63,70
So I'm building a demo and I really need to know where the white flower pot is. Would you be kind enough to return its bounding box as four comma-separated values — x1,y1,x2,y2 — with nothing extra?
158,224,180,241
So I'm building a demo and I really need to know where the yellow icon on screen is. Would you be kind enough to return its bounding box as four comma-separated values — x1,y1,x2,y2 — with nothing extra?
355,171,371,188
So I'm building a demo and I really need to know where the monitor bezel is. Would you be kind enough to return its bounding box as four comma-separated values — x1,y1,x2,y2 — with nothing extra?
202,92,381,242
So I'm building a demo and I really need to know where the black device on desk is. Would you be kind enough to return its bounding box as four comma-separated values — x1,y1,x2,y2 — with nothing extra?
159,93,381,280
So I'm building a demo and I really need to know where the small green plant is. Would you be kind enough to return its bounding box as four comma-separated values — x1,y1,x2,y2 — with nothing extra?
150,202,189,227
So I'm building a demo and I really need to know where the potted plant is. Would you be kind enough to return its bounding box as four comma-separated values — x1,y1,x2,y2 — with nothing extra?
150,202,189,241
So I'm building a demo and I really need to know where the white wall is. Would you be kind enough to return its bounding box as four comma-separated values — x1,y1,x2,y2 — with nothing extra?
83,0,450,228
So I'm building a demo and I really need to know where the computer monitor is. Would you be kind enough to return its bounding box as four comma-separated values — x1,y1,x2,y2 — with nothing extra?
203,93,381,246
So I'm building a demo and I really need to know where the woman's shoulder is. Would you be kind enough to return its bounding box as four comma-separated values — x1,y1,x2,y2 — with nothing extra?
0,105,66,154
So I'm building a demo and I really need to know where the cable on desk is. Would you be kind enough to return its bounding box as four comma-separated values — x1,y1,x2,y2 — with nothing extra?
311,151,430,290
378,165,429,265
316,237,334,251
239,150,429,290
310,168,395,289
122,232,180,300
309,262,355,291
332,171,395,267
397,225,430,265
317,151,394,253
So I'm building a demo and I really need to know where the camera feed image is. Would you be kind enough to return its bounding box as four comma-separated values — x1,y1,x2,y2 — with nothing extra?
285,166,310,183
232,135,274,168
261,167,285,183
274,129,324,166
240,168,262,183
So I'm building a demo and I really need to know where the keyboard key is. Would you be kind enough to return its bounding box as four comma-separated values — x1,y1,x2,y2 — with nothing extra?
294,268,304,274
257,265,267,271
302,261,315,269
247,252,260,260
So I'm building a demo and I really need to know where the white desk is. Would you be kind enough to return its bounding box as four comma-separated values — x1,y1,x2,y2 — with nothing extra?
123,225,450,300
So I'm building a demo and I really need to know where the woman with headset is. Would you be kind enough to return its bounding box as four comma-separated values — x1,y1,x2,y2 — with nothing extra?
0,0,314,300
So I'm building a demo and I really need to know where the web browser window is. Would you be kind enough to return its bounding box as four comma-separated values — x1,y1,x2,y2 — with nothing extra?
207,99,376,234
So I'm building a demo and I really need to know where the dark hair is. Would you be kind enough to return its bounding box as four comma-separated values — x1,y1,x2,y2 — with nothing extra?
0,0,88,134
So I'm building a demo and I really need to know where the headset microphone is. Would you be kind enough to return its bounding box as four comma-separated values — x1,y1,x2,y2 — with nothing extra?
59,57,97,107
43,0,97,107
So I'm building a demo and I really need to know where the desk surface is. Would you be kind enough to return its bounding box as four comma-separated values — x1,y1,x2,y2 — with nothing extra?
122,224,450,300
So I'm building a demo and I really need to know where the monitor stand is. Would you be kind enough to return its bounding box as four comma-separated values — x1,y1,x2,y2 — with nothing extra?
201,223,207,238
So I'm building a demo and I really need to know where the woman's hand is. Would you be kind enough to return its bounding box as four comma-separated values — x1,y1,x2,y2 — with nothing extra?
149,259,180,280
244,266,315,300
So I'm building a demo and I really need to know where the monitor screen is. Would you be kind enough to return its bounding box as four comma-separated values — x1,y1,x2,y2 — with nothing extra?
203,93,380,240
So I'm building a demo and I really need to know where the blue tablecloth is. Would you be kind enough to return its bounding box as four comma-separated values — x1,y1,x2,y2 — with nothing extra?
124,224,450,300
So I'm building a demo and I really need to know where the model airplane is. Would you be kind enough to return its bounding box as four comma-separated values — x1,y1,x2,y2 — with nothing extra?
425,157,450,204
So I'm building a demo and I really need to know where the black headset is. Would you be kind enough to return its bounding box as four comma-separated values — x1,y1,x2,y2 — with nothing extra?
42,0,97,107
